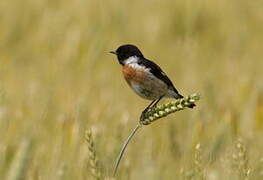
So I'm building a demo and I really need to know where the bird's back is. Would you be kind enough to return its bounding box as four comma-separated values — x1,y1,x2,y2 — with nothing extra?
137,58,183,99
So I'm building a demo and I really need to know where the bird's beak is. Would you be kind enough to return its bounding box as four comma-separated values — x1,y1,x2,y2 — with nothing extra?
109,50,116,55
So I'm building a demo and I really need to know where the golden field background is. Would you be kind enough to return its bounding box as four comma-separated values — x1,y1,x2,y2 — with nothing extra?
1,0,263,179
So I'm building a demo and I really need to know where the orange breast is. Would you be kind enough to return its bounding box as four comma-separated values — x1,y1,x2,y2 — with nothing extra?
122,65,146,85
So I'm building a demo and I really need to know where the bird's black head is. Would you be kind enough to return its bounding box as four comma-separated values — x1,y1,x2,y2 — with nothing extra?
110,44,144,65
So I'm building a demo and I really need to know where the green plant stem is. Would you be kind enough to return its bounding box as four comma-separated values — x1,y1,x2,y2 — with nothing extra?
113,124,142,177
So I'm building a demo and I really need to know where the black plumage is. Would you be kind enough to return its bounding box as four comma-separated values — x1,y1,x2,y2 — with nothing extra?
137,58,184,99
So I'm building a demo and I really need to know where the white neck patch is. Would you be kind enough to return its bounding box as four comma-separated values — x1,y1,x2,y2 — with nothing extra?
123,56,138,65
123,56,149,72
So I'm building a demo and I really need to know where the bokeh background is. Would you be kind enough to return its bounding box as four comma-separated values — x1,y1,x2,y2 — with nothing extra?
1,0,263,179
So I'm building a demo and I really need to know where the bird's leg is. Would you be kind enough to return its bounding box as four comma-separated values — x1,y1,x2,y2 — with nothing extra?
140,96,164,121
142,100,157,114
140,100,156,121
151,96,164,109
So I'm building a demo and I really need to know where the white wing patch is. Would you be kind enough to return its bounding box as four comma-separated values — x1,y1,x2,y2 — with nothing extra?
161,71,166,76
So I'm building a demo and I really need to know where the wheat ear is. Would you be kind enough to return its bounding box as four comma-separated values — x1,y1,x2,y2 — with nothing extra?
85,130,102,180
113,93,200,176
140,93,200,125
232,138,250,179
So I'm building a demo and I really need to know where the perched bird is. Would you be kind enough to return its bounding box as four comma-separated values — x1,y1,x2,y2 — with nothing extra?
110,44,195,119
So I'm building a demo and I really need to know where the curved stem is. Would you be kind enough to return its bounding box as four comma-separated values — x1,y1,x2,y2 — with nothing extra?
113,124,142,177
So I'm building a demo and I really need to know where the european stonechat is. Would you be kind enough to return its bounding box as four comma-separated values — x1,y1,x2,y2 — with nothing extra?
110,44,195,120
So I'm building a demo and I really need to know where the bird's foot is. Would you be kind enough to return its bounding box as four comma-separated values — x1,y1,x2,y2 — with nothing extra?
140,112,145,121
140,109,149,121
151,104,157,110
140,106,154,121
140,102,160,121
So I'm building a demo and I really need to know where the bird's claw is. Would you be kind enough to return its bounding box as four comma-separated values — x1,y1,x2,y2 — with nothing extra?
140,107,152,121
140,112,146,121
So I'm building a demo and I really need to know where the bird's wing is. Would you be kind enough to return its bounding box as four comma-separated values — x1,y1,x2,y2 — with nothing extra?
139,58,183,97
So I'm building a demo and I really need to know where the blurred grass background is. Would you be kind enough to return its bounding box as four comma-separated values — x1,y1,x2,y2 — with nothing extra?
0,0,263,179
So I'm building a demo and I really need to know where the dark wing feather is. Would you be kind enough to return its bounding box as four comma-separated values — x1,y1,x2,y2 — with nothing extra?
138,58,183,98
